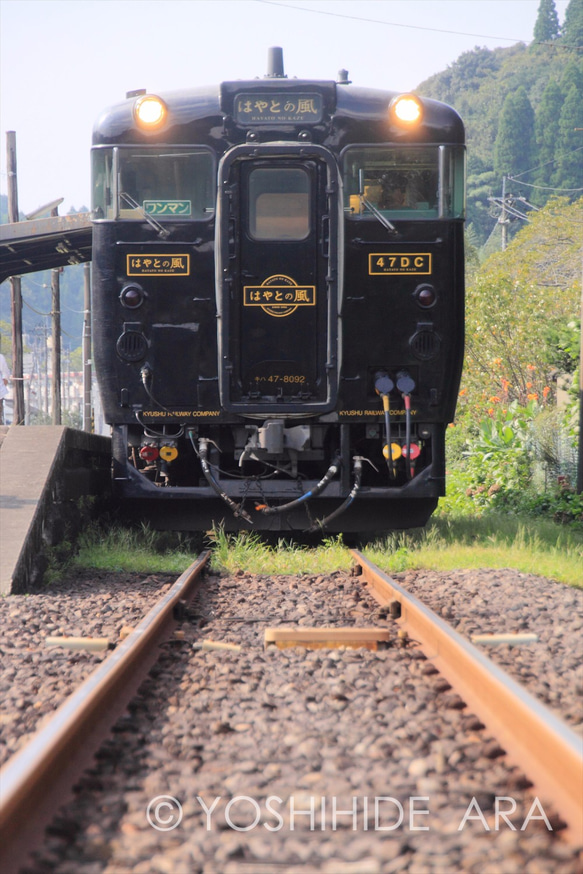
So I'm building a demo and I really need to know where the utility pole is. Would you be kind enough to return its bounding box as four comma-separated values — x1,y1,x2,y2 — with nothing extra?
6,131,25,425
50,267,62,425
82,263,92,431
577,252,582,494
50,203,63,425
500,176,509,251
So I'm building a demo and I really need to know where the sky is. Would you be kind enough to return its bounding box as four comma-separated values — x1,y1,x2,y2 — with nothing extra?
0,0,572,216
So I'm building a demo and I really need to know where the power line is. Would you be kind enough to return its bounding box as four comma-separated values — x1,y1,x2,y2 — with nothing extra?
508,177,583,193
22,298,51,317
255,0,576,46
509,146,583,183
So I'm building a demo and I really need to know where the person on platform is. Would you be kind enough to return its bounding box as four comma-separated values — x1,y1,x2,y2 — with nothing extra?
0,352,11,425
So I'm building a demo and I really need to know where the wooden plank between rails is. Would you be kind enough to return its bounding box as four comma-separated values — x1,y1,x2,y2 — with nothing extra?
265,626,392,650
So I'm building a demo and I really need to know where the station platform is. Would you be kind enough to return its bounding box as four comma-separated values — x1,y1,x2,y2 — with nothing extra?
0,426,111,594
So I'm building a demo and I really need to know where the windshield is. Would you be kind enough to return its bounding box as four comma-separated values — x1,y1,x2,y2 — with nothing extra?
343,146,465,220
92,147,215,220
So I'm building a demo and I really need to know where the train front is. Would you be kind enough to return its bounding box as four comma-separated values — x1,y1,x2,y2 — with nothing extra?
90,50,465,532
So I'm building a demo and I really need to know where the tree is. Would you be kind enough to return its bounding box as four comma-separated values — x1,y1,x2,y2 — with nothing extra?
560,59,583,93
461,198,582,418
553,85,583,191
561,0,583,45
534,79,564,195
534,0,561,41
494,87,536,177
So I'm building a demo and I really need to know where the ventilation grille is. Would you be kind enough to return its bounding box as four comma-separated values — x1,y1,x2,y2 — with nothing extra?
409,329,440,360
116,330,148,362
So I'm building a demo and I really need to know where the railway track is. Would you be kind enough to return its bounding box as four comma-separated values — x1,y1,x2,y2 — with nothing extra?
1,552,581,873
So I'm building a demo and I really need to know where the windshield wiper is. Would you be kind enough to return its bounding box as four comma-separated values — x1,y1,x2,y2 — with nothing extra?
358,170,398,235
120,192,170,239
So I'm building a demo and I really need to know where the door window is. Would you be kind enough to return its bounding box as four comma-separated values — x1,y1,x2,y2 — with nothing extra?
248,167,310,240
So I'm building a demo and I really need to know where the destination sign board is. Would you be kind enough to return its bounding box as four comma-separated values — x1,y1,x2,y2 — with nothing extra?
234,93,324,124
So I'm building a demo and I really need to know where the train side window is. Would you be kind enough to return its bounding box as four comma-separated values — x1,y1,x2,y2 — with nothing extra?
91,149,114,219
248,168,310,240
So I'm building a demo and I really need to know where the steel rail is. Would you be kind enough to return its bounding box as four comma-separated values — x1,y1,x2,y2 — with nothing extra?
350,549,583,846
0,550,210,874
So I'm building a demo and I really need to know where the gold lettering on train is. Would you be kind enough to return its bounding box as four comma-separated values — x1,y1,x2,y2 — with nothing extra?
369,253,432,275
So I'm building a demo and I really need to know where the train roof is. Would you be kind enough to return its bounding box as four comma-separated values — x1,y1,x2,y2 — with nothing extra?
92,74,464,147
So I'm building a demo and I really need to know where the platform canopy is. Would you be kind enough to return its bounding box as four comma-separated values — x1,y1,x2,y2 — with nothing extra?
0,214,92,284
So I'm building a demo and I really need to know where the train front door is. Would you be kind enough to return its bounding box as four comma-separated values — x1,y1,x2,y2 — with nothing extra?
217,144,341,415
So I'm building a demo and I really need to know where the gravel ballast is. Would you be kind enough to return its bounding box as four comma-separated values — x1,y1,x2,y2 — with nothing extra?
1,563,581,873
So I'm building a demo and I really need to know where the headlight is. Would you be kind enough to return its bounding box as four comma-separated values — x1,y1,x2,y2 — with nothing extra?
134,94,167,128
389,94,423,126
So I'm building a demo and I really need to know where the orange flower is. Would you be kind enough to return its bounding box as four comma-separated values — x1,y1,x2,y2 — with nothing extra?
489,396,501,403
527,393,538,401
526,381,533,389
543,386,550,399
527,364,536,371
459,388,467,396
488,408,495,415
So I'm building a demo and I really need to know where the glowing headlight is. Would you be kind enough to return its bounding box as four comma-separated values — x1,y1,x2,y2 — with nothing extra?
134,95,167,128
389,94,423,126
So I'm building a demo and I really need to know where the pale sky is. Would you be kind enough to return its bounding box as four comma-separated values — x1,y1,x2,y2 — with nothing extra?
0,0,571,216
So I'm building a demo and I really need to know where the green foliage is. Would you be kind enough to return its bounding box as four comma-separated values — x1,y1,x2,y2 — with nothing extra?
71,515,582,587
450,398,581,525
494,87,536,177
365,516,583,587
543,319,580,373
452,200,581,523
562,0,583,45
0,252,86,352
417,20,583,246
0,320,11,362
208,526,350,575
461,198,581,420
462,402,535,506
74,520,204,572
554,85,583,190
515,486,583,524
534,0,561,42
534,79,563,196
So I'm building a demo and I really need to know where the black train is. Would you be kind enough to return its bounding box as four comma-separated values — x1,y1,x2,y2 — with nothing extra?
91,48,465,532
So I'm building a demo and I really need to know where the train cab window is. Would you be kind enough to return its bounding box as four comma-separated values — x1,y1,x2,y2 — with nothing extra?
248,167,310,240
91,147,215,220
343,146,465,220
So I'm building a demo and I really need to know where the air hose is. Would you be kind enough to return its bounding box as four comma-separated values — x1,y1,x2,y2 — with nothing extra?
375,373,395,478
306,456,363,533
257,456,341,515
197,438,253,523
397,372,416,479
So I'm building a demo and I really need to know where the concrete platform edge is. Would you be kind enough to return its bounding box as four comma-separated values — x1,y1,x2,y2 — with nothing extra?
0,427,112,595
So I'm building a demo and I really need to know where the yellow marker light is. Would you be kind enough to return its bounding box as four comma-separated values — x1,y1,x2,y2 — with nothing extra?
160,445,178,462
134,95,167,128
390,94,423,126
383,443,403,461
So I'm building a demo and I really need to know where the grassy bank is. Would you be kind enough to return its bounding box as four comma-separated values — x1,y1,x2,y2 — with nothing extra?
71,515,582,588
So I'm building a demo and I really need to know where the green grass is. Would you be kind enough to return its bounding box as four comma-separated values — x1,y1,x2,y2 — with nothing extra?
207,528,351,575
72,522,202,574
71,516,583,588
363,516,583,587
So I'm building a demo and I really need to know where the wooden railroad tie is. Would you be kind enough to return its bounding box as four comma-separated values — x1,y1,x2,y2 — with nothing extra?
264,627,391,651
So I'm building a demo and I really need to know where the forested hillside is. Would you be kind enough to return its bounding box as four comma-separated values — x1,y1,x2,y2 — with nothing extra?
417,0,583,247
